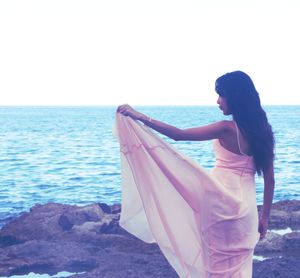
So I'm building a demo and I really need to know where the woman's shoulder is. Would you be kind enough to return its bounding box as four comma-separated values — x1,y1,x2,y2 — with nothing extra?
204,120,236,140
215,120,245,143
201,120,234,133
214,120,236,132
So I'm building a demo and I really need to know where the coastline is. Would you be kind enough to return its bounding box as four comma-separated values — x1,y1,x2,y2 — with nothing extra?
0,200,299,278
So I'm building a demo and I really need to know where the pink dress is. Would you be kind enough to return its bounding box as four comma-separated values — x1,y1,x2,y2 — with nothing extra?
114,113,260,277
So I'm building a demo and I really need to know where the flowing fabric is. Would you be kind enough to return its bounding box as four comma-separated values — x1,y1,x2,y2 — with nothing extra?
114,113,260,278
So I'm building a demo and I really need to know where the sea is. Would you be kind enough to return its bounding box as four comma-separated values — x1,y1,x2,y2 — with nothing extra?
0,105,299,227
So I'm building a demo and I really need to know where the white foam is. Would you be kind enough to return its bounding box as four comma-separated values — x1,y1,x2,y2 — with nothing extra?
253,255,282,261
253,255,267,261
270,227,293,235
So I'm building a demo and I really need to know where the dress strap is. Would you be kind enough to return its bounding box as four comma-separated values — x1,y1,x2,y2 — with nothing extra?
234,121,247,156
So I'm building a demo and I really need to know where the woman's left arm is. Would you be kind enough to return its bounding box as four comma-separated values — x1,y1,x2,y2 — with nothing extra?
259,163,275,239
117,104,230,141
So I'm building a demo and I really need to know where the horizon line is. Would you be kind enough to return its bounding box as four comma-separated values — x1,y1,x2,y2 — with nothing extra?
0,104,300,107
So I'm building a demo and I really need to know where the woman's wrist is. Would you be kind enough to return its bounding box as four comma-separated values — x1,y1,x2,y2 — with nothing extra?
139,113,152,124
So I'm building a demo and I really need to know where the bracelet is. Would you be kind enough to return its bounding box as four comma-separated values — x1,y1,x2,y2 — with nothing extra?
142,116,152,125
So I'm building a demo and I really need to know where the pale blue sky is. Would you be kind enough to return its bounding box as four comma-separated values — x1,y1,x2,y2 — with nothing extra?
0,0,299,105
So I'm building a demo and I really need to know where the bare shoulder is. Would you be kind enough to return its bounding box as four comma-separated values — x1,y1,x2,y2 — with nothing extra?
218,120,235,129
215,120,239,143
214,120,235,134
178,120,233,141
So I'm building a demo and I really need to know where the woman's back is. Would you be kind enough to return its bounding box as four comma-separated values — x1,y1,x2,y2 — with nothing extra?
217,120,251,157
212,120,256,176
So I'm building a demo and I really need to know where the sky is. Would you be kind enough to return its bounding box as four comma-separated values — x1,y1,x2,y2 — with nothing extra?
0,0,299,106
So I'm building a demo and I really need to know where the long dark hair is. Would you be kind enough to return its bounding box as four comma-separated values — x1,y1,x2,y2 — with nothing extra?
215,71,274,175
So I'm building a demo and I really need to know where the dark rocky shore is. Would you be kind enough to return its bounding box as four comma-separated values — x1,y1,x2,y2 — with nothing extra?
0,200,299,278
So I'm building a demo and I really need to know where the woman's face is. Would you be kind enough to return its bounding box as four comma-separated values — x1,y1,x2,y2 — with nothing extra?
217,96,231,115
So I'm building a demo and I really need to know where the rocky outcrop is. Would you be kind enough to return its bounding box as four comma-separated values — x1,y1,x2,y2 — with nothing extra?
255,200,300,260
0,200,299,277
258,200,300,229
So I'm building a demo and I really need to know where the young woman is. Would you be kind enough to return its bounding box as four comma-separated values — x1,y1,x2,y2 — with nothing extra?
116,71,275,277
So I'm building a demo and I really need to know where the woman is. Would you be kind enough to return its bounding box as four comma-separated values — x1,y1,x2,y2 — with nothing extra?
116,71,275,277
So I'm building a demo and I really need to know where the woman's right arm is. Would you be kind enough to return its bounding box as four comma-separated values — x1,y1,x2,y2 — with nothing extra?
259,163,275,239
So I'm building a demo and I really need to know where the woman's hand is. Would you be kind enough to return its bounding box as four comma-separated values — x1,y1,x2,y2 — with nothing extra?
117,104,145,121
258,217,269,240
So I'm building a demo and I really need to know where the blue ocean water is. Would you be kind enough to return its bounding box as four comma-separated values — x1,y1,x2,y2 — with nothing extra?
0,106,299,226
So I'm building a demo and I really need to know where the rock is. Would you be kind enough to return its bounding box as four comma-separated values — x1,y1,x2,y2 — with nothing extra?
0,234,24,247
0,240,98,276
268,200,300,211
71,252,177,278
258,200,300,229
290,210,300,228
282,232,300,253
98,203,121,214
110,203,121,214
98,203,111,214
0,203,106,245
255,232,283,254
58,215,73,231
0,200,299,277
253,257,300,278
268,210,290,229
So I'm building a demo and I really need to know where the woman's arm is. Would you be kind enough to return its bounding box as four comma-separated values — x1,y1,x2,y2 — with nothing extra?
259,163,275,239
117,104,230,141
